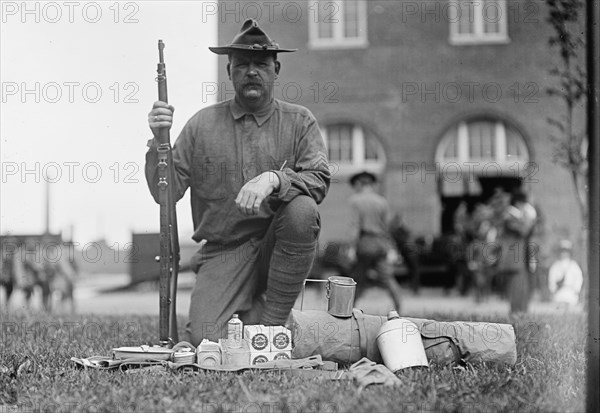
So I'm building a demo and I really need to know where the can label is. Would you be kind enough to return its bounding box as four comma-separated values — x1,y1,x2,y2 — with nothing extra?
251,333,269,351
272,332,290,350
252,354,269,364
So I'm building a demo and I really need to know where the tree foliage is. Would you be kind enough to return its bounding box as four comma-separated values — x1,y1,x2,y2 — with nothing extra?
546,0,588,222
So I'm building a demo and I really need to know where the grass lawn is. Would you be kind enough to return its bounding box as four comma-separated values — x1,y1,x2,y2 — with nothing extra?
0,310,586,413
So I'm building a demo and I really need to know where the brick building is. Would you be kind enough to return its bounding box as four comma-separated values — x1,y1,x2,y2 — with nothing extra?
212,0,584,245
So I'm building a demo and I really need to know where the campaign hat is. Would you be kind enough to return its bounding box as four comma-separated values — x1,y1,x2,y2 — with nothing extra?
349,171,378,186
209,19,297,55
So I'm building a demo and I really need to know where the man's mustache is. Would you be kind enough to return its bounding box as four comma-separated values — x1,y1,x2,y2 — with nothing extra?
242,80,276,87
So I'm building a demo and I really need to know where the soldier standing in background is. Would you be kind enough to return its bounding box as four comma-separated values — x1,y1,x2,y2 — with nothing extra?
346,171,403,312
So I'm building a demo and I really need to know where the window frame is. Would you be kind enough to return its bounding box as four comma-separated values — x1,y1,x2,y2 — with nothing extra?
308,0,369,50
449,0,510,45
322,123,386,176
435,119,530,196
436,119,529,172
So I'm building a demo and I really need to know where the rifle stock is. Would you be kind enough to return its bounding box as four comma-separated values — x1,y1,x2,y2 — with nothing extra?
156,39,180,347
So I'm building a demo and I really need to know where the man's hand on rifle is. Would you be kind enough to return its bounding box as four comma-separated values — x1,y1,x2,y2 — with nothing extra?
148,101,175,138
235,172,281,216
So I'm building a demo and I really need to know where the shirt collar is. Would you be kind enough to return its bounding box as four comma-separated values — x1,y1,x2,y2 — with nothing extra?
230,98,276,126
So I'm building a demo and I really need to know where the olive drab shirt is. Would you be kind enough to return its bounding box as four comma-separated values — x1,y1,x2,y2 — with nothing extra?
145,98,330,245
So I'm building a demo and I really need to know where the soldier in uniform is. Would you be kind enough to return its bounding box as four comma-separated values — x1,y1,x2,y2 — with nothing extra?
145,20,330,345
346,171,403,312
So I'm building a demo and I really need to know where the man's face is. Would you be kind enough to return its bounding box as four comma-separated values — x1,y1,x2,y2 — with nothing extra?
228,51,280,108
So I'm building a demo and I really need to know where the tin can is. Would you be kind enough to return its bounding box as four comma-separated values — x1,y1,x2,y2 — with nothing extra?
326,276,356,317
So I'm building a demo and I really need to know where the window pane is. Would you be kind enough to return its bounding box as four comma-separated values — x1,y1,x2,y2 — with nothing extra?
458,0,475,34
339,125,353,161
344,0,359,38
318,0,334,38
468,121,495,159
483,0,501,34
443,130,458,159
480,122,494,158
468,123,482,158
328,126,340,161
326,125,353,162
365,134,379,160
506,127,524,158
319,19,334,39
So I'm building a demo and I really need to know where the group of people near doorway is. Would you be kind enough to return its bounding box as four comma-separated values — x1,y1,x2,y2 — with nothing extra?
453,188,583,311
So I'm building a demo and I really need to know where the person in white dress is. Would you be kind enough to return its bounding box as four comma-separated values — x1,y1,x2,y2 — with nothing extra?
548,240,584,308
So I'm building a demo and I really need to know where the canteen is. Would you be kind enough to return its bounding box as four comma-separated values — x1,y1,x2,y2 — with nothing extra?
376,311,429,372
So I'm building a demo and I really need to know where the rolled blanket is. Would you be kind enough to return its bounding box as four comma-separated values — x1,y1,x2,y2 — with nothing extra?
287,309,516,366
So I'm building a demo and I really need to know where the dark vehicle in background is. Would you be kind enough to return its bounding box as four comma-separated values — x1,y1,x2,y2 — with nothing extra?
129,233,196,286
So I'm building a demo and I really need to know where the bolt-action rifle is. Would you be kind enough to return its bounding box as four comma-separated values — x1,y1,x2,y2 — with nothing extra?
155,40,180,347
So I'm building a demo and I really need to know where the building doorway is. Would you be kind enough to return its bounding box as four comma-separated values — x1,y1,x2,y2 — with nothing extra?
435,117,531,234
440,176,522,234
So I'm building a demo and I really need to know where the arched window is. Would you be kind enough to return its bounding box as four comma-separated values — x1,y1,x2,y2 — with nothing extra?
437,119,529,168
435,118,530,195
322,123,386,175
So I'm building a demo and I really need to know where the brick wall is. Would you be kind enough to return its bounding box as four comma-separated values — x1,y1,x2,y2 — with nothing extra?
214,0,585,245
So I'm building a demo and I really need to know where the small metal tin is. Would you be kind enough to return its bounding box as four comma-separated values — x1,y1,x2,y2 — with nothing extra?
326,276,356,317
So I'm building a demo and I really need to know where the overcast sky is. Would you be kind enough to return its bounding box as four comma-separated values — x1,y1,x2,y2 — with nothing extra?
1,1,219,245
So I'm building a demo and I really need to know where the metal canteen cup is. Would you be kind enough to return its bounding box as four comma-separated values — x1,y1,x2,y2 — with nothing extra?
325,276,356,318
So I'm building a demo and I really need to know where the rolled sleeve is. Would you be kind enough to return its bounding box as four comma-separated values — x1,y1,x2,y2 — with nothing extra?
272,113,330,204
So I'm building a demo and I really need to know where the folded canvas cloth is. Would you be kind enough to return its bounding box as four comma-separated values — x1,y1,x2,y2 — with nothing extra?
347,358,401,390
70,356,166,371
70,356,123,370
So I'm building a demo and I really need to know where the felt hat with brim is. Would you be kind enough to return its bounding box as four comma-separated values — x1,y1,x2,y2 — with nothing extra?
349,171,378,186
209,19,297,55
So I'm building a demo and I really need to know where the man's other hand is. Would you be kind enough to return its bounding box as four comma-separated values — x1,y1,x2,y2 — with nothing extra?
148,101,175,138
235,172,281,216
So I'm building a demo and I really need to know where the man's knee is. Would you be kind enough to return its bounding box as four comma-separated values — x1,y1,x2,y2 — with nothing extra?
276,196,320,242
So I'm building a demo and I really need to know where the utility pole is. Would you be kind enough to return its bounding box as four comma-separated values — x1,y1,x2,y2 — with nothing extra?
586,1,599,412
44,179,50,234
